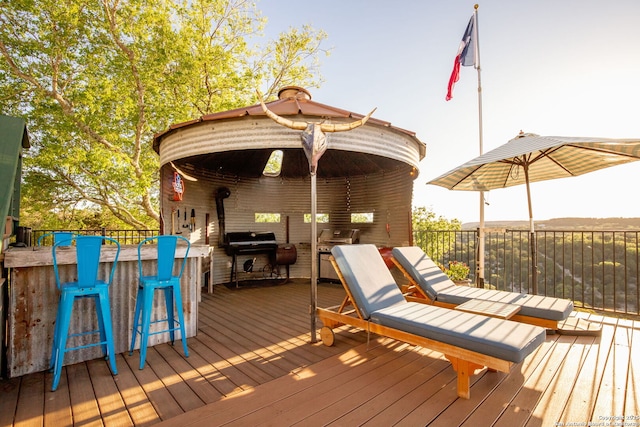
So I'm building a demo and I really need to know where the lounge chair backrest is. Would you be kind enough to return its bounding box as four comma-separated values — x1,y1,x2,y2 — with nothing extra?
331,244,407,319
391,246,457,300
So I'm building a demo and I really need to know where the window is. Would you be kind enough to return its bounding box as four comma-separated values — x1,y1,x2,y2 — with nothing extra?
263,150,283,177
304,213,329,223
255,213,281,223
351,212,374,223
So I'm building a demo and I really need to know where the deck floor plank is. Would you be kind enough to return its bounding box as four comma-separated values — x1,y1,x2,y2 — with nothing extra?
358,357,454,426
506,334,595,426
591,317,630,420
140,345,206,413
558,314,616,423
1,280,638,427
309,348,438,426
203,292,332,364
85,358,134,427
457,334,559,427
197,323,287,383
0,377,20,427
626,320,640,416
238,343,421,426
43,371,73,427
153,342,223,405
13,372,45,427
198,304,317,373
66,362,103,427
157,339,401,427
121,350,185,421
391,367,469,426
185,335,257,394
110,354,160,427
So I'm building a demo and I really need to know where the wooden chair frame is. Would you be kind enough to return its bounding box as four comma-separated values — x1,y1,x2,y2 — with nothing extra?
390,257,561,330
316,256,516,399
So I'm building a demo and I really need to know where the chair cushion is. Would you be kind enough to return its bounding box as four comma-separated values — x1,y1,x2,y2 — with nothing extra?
370,302,546,363
434,287,573,321
392,246,573,321
331,244,407,319
392,246,458,300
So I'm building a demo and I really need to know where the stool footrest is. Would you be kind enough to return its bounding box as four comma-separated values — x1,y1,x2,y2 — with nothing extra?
65,340,110,352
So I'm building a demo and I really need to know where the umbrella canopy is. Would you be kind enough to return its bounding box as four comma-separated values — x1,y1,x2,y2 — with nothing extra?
429,133,640,192
428,132,640,293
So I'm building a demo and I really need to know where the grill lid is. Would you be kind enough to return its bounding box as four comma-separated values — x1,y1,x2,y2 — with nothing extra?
318,229,360,245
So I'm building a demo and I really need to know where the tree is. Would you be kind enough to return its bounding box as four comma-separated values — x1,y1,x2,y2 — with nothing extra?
412,206,462,263
412,206,461,232
0,0,328,229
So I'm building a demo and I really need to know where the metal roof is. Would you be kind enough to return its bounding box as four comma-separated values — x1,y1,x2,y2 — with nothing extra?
152,86,425,179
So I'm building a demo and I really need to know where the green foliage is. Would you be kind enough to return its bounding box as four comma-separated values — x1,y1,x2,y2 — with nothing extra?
0,0,328,228
412,206,462,261
444,261,470,281
412,206,462,231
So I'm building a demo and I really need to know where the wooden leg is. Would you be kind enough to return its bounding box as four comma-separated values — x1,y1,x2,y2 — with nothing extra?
457,361,471,399
445,355,485,399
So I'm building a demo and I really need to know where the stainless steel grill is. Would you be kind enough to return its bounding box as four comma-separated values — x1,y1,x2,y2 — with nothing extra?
318,229,360,281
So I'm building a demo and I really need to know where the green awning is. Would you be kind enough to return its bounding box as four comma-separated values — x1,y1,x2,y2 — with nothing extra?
0,114,30,243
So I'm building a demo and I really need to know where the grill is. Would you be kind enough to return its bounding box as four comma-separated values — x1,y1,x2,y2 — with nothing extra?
224,232,278,286
224,232,297,286
317,229,360,281
224,231,278,256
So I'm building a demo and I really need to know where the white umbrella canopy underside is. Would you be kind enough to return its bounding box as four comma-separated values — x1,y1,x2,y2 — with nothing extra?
428,133,640,192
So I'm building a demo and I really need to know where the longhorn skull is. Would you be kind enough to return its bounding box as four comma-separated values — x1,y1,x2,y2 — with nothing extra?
257,89,376,175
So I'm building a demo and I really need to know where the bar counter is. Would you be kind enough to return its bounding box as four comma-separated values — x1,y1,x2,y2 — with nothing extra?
3,243,209,377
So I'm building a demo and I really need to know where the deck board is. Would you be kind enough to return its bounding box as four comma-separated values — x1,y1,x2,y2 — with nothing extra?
86,358,133,427
1,280,638,426
110,354,158,427
626,320,640,415
558,314,616,423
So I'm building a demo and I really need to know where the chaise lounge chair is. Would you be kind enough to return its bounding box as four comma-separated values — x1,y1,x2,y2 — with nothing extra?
390,246,596,335
316,244,546,399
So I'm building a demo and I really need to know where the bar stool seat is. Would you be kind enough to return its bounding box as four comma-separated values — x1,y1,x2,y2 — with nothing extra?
130,235,190,369
50,235,121,391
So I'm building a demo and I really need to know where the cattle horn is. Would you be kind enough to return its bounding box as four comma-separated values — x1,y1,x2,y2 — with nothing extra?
257,89,307,130
319,107,376,133
256,89,376,132
170,161,198,181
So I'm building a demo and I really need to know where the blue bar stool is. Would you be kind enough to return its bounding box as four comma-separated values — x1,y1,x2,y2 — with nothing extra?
50,235,121,391
130,235,190,369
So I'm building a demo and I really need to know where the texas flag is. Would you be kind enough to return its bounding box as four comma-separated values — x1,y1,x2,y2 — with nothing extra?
446,16,476,101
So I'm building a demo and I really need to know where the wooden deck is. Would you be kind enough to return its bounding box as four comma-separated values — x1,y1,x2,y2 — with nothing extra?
0,280,638,426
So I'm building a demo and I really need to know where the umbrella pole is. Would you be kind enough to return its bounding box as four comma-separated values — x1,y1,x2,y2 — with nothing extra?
477,194,485,288
524,165,537,294
310,172,318,343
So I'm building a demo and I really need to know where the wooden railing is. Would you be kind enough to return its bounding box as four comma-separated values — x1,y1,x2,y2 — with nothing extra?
415,229,640,317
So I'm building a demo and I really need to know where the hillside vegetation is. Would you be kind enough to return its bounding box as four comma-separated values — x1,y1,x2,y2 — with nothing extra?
462,217,640,230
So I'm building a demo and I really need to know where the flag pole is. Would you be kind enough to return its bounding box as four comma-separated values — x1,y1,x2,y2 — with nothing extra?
473,4,486,288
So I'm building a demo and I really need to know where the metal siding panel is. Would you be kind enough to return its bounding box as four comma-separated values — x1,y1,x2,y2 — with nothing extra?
159,118,422,171
7,248,203,377
169,168,414,286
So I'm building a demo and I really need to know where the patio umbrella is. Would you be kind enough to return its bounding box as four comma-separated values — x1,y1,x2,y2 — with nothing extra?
427,132,640,294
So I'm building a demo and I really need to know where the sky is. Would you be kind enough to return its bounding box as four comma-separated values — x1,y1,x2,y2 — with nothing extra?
258,0,640,224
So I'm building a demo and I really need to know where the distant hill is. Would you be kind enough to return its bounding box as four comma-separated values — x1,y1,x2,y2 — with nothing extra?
462,217,640,230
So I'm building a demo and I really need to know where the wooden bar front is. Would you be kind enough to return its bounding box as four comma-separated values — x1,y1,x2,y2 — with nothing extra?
3,244,209,377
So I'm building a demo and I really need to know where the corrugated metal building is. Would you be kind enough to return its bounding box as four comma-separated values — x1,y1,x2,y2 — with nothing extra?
153,87,426,287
